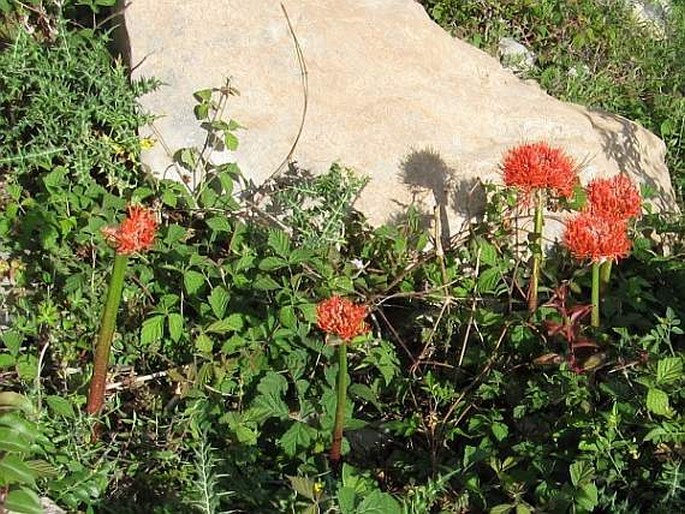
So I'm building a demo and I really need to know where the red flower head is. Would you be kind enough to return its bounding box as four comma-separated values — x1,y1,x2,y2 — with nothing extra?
316,296,370,342
502,141,578,199
563,211,631,263
102,205,157,255
586,174,641,222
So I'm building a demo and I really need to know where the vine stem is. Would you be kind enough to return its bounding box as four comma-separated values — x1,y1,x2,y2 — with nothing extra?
591,261,601,328
87,253,128,415
329,341,348,469
528,189,544,313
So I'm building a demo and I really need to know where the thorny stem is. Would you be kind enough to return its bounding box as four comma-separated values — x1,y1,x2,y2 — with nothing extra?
528,189,544,312
330,341,348,470
87,253,129,415
591,261,601,327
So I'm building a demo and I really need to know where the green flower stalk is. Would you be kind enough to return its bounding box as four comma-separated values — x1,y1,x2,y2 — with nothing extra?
591,261,601,327
316,296,370,469
528,189,545,312
501,142,578,313
86,206,157,415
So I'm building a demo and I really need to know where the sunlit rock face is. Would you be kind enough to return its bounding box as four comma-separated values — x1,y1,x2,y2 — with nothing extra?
120,0,678,238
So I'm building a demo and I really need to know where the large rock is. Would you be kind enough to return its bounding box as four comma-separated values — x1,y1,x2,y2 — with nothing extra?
120,0,677,235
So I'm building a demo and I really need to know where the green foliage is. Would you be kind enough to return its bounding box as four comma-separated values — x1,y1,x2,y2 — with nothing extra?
0,3,683,513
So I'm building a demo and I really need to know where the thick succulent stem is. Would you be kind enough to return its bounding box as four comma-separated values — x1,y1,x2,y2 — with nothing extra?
591,261,601,328
329,342,348,469
87,253,128,415
528,189,544,313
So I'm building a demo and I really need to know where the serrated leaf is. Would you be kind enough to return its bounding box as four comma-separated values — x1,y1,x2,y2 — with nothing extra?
477,267,501,293
183,270,205,295
0,427,31,453
281,422,314,457
205,216,231,232
349,383,381,412
195,334,213,354
3,486,43,514
569,461,593,487
356,490,401,513
259,256,287,271
490,505,514,514
279,305,297,329
576,482,598,511
478,239,498,267
253,275,280,291
287,475,316,500
45,395,75,419
206,313,244,334
656,357,682,385
338,486,357,514
0,454,36,486
0,393,34,415
646,388,670,416
141,315,165,345
208,286,230,318
167,313,184,342
268,229,291,256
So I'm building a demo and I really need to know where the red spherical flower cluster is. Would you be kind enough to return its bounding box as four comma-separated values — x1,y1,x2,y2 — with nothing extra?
316,296,370,342
586,174,641,222
102,205,157,255
563,211,631,263
502,141,578,199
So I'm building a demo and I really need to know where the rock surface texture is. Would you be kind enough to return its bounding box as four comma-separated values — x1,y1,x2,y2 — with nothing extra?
121,0,677,235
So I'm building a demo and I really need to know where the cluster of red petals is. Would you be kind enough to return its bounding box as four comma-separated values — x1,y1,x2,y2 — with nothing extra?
316,296,370,342
102,205,157,255
502,141,578,199
586,174,641,222
563,212,631,263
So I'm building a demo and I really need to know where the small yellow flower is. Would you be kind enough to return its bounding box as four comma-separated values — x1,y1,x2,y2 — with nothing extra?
140,137,156,150
313,482,324,495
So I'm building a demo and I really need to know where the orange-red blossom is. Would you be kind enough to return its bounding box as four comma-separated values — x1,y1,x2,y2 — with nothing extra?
102,205,157,255
316,296,370,342
586,174,642,222
502,141,578,199
563,212,631,263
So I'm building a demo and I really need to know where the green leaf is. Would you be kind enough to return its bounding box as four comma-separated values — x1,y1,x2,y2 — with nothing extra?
356,490,401,513
477,267,501,293
349,383,382,412
490,505,514,514
259,256,288,271
0,427,31,454
478,239,498,267
167,313,184,342
576,482,598,511
253,275,280,291
646,388,671,416
656,357,682,386
206,314,244,334
287,475,316,500
205,216,231,232
279,305,298,329
45,395,75,419
3,486,43,514
569,461,594,487
0,393,34,415
268,229,291,256
491,422,508,442
183,270,205,295
224,131,239,151
0,454,36,486
0,354,16,369
338,486,357,514
208,286,230,318
141,315,165,345
280,422,314,457
195,334,214,354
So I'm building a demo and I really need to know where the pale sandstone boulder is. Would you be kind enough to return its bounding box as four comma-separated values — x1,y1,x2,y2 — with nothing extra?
120,0,677,236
